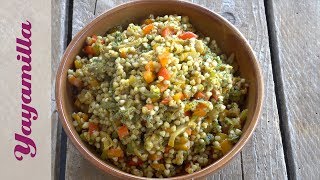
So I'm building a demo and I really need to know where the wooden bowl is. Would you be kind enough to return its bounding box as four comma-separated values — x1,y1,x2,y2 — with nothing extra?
55,1,264,179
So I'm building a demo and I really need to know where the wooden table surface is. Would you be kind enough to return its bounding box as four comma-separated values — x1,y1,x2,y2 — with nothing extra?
52,0,320,179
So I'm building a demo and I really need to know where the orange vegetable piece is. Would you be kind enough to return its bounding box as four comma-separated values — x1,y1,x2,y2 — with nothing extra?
178,31,198,40
149,154,163,161
145,104,154,110
193,109,206,117
194,92,206,100
212,89,219,101
161,97,172,105
143,71,156,83
158,67,170,80
145,61,154,71
185,128,192,135
107,148,124,158
143,23,154,34
157,82,169,92
86,35,97,45
220,139,233,155
144,18,153,25
117,125,129,139
197,102,207,109
120,51,127,58
173,92,185,101
161,27,174,37
84,46,95,55
193,103,208,117
158,51,169,67
88,122,99,135
68,75,83,88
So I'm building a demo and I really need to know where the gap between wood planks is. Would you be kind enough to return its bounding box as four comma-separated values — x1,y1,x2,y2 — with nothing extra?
94,0,98,15
58,0,74,180
264,0,295,179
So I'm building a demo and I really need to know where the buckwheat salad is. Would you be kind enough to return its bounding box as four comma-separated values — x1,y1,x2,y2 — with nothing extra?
67,14,248,178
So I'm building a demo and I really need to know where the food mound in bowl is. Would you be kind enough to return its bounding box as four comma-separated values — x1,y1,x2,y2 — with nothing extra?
67,14,248,178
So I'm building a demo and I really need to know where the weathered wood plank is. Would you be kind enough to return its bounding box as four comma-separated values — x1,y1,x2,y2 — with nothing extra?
268,0,320,179
52,0,67,179
71,0,96,36
65,0,287,179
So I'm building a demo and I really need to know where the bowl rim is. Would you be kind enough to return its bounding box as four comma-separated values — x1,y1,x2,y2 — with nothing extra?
55,0,264,179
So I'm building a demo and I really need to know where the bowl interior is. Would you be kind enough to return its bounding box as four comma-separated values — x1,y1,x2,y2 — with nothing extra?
56,1,262,179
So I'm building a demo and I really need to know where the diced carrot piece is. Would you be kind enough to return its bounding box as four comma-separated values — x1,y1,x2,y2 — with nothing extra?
84,46,95,55
107,148,124,158
68,75,83,88
149,154,163,161
144,18,153,25
117,125,129,139
88,122,99,135
212,89,219,101
158,51,169,67
120,51,127,58
193,109,206,117
193,104,208,117
197,103,208,109
194,92,206,100
178,31,198,40
220,139,233,155
161,27,174,37
158,67,170,80
185,128,192,135
143,71,156,83
143,23,154,34
145,104,154,110
173,92,184,101
157,82,169,92
86,35,97,45
145,61,155,71
161,97,172,105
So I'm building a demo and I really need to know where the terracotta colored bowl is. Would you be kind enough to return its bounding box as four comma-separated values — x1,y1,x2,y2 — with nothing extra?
56,1,264,179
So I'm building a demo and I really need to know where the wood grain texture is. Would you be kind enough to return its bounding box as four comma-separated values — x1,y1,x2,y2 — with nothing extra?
270,0,320,179
64,0,287,179
52,0,67,179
